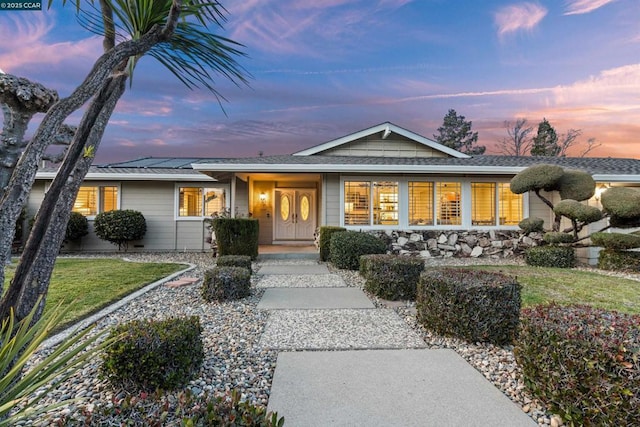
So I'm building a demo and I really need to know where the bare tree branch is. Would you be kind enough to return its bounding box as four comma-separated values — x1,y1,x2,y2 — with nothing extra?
497,118,533,156
558,129,582,157
579,137,602,157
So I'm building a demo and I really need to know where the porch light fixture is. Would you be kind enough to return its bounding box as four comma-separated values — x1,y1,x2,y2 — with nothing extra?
594,183,609,202
259,192,267,204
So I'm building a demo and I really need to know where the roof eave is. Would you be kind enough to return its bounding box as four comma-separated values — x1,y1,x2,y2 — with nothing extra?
36,171,217,181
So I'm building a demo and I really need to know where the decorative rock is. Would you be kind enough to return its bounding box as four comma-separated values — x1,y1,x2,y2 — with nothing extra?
397,236,409,246
550,415,563,427
461,243,472,255
491,240,504,248
419,250,431,258
470,246,483,257
478,237,491,247
409,233,423,242
464,235,478,247
447,233,458,246
438,234,448,244
427,239,438,249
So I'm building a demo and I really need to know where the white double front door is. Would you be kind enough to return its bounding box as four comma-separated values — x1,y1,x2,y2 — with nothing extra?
274,189,316,241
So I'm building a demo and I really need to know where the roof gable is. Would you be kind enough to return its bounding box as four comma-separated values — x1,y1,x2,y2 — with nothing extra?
293,122,470,159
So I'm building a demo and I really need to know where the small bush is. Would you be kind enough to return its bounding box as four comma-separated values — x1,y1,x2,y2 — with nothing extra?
518,217,544,233
78,389,284,426
212,218,259,260
553,199,602,223
601,187,640,219
557,170,595,201
598,249,640,272
94,209,146,251
591,232,640,250
416,268,521,345
216,254,252,274
359,254,424,300
514,304,640,426
202,266,251,302
524,245,575,268
542,232,574,244
319,226,346,262
329,231,387,270
101,316,204,392
65,211,89,243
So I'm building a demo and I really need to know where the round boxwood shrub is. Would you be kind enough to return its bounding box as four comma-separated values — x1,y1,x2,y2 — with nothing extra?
553,199,602,223
329,231,387,270
359,254,424,300
101,316,204,392
601,187,640,219
514,304,640,425
518,217,544,234
64,211,89,243
524,245,576,268
510,164,564,194
557,170,595,201
94,209,146,251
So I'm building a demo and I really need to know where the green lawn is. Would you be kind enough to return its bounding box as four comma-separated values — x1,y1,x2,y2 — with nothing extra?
462,265,640,314
3,258,186,329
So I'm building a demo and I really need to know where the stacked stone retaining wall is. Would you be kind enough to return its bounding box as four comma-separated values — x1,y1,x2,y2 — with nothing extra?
369,230,544,259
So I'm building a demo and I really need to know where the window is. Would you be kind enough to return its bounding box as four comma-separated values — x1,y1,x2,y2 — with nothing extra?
374,181,398,225
437,182,461,225
471,182,496,226
73,186,118,216
344,181,370,225
178,187,225,217
499,183,523,225
409,182,433,226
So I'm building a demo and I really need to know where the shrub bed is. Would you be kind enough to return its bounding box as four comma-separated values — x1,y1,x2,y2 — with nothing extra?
597,249,640,272
212,218,259,260
416,268,521,345
514,304,640,425
94,209,147,251
202,266,251,302
101,316,204,391
524,245,576,268
216,255,252,274
359,254,423,300
329,231,387,270
318,226,346,262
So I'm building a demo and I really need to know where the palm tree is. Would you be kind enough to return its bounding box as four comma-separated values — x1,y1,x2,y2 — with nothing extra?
0,0,249,322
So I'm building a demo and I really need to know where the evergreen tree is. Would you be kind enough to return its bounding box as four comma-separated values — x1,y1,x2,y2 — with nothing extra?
531,118,560,156
434,109,485,155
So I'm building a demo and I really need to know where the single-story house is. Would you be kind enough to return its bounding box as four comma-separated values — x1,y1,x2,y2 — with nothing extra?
29,122,640,261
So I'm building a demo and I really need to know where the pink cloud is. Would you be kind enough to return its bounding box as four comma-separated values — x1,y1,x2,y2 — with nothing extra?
564,0,618,15
494,3,547,39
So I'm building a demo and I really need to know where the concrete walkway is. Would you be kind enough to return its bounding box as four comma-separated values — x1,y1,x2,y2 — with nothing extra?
256,261,535,426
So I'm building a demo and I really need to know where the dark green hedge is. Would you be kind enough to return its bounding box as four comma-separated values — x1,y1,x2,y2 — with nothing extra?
359,254,424,300
416,268,521,345
329,231,387,270
597,249,640,272
524,245,576,268
318,226,346,262
514,304,640,425
64,211,89,243
202,266,251,302
591,232,640,250
94,209,146,251
101,316,204,391
212,218,259,260
216,255,252,274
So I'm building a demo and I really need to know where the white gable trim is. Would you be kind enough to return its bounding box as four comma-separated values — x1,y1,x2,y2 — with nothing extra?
292,122,470,159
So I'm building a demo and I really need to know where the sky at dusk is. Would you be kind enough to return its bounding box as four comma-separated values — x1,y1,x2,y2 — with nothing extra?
1,0,640,163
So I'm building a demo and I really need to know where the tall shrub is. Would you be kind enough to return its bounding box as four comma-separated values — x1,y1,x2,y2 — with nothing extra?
64,211,89,244
329,231,387,270
94,209,146,251
212,218,259,260
318,226,346,262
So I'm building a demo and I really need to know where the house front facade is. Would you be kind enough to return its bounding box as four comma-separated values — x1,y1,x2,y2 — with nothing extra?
29,122,640,260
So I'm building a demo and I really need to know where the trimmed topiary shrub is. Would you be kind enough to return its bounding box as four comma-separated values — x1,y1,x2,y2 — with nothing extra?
359,254,424,300
416,268,521,345
216,254,252,274
598,249,640,272
543,232,575,244
510,164,564,194
518,217,544,234
94,209,146,251
524,245,576,268
202,266,251,302
514,304,640,426
212,218,259,260
601,187,640,219
557,170,595,201
101,316,204,392
591,232,640,250
553,199,602,223
329,231,387,270
318,226,346,262
64,211,89,243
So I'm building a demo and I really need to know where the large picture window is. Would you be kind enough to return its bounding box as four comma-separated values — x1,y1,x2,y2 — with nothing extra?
436,182,461,225
409,182,433,226
344,181,370,225
73,185,118,216
178,187,225,217
344,180,399,226
471,182,496,226
499,183,523,225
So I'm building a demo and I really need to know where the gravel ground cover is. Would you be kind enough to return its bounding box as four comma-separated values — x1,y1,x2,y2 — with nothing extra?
256,273,346,288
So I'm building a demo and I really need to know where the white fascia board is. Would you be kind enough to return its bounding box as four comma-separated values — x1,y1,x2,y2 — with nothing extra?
592,174,640,183
36,172,217,181
192,163,525,174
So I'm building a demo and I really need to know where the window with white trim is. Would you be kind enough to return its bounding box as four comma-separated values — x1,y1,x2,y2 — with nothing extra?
344,180,399,226
73,185,118,216
178,187,226,217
